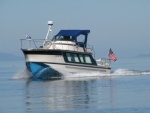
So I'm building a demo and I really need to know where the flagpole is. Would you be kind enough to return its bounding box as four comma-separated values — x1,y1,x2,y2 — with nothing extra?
25,34,32,48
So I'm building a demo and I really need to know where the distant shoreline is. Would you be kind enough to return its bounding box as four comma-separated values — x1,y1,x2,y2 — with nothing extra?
135,54,150,58
0,52,23,61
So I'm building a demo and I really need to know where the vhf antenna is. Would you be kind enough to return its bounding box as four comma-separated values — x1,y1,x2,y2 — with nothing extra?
45,21,53,40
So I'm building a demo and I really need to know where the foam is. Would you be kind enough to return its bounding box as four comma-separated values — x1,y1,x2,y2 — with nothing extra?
63,68,150,80
12,68,150,80
12,68,32,80
112,68,150,76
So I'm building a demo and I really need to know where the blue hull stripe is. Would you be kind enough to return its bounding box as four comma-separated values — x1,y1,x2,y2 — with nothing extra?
26,62,61,79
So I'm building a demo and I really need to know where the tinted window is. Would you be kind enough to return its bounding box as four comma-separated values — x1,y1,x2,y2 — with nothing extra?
79,54,84,63
66,53,80,63
52,36,73,41
64,52,96,65
84,55,92,64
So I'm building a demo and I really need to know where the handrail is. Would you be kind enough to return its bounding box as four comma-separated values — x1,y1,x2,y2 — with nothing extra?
20,39,45,49
20,39,94,53
96,58,111,66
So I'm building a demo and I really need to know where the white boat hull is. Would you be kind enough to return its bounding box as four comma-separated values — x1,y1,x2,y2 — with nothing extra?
23,51,111,79
26,62,110,79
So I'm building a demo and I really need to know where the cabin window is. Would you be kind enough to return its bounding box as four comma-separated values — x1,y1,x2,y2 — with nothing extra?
52,36,64,40
59,36,64,40
63,52,96,65
52,36,73,41
66,53,80,63
79,54,92,64
79,54,84,63
84,55,92,64
63,36,73,41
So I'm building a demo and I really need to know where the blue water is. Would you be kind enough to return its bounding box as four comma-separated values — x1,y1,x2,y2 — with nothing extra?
0,57,150,113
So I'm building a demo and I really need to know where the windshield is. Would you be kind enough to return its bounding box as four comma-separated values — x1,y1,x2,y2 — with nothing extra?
52,36,74,41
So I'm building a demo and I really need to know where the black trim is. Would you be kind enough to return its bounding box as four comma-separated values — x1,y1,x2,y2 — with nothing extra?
22,49,62,55
21,49,92,55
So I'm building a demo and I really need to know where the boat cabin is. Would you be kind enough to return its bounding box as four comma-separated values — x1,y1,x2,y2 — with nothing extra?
21,30,93,53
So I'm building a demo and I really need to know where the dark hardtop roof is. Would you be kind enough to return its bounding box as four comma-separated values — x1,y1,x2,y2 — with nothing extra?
55,30,90,38
54,30,90,47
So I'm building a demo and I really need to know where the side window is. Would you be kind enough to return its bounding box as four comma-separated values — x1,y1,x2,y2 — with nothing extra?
79,54,84,63
66,53,72,62
77,34,85,43
66,53,80,63
58,36,64,40
63,36,73,41
84,55,92,64
74,54,80,62
64,53,94,64
52,36,63,40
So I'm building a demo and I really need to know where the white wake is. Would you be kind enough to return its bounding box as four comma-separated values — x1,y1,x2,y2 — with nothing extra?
12,68,150,80
63,68,150,80
112,68,150,76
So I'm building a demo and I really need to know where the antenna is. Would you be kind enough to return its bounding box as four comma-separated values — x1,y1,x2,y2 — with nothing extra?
45,21,53,40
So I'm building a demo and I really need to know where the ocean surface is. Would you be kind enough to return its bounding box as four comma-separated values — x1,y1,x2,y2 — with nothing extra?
0,57,150,113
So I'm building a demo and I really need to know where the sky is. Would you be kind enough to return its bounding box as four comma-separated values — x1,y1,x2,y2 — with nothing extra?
0,0,150,58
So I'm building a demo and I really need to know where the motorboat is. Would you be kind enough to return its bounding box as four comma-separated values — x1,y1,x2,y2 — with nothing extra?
21,21,111,79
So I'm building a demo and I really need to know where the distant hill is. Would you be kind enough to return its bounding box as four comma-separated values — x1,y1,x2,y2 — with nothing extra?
0,52,24,61
135,54,150,58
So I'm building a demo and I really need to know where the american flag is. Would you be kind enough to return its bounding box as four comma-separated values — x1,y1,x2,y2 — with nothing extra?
108,48,117,62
